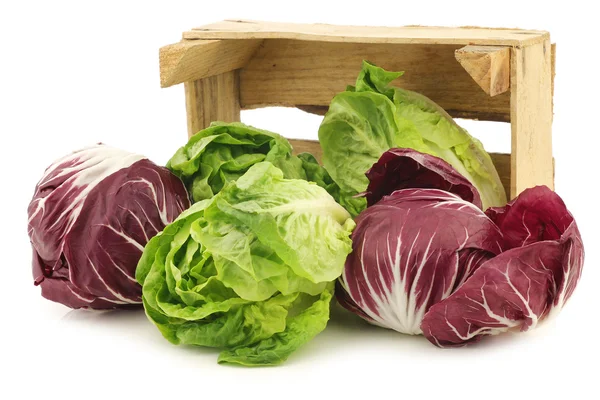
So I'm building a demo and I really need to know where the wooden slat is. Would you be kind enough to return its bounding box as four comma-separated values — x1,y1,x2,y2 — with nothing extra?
296,105,513,122
185,71,241,137
160,39,262,88
289,139,511,199
185,20,548,47
510,40,554,197
455,46,511,97
551,43,556,98
239,40,511,122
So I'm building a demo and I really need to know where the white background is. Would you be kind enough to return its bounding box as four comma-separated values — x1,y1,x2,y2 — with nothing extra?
1,1,597,399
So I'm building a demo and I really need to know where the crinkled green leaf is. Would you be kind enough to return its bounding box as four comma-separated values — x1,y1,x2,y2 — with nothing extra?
210,162,354,284
297,153,365,217
167,122,309,203
218,283,334,366
136,163,354,366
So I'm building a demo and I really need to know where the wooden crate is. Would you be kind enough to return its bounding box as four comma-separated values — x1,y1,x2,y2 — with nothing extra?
159,19,556,200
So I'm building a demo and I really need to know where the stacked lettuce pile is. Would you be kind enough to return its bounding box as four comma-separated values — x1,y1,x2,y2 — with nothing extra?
27,61,583,366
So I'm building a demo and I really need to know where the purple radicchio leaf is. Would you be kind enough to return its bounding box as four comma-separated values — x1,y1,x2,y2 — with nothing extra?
364,148,482,208
337,188,503,334
27,144,190,309
421,186,584,347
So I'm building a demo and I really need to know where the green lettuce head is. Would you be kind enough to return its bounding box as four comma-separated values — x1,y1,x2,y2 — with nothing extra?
319,61,507,216
136,162,355,366
167,122,331,203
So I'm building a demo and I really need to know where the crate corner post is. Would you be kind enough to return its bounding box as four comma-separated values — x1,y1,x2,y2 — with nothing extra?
184,71,241,138
509,39,554,199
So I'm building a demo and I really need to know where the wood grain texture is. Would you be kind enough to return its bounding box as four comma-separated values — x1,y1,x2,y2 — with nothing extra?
239,40,511,122
185,19,549,46
289,139,512,199
184,71,240,137
160,39,262,88
455,45,510,96
510,40,554,197
551,43,556,98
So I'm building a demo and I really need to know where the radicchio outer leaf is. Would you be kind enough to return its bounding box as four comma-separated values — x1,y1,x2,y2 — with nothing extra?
421,186,584,347
27,144,190,309
364,148,482,208
337,189,503,335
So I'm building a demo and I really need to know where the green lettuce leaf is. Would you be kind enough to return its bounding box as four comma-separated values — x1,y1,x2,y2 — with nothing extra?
218,283,334,366
136,162,355,366
297,153,365,217
167,122,311,203
319,61,507,215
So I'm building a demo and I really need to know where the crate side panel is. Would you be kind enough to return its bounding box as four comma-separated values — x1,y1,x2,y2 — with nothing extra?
239,40,511,122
